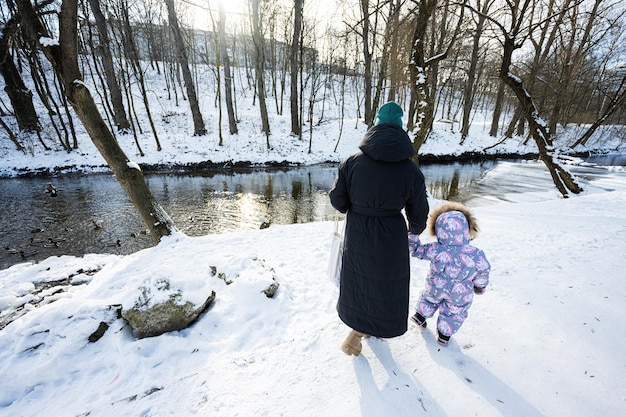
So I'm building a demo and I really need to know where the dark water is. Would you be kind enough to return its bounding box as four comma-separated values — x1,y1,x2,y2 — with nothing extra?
1,158,624,270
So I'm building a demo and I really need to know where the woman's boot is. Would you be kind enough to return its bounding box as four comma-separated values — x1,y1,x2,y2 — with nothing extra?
340,330,366,356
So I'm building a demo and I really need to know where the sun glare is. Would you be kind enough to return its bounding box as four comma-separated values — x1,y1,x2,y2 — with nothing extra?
183,0,341,32
182,0,250,30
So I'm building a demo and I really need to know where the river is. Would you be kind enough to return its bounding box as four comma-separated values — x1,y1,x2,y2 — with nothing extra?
1,157,625,270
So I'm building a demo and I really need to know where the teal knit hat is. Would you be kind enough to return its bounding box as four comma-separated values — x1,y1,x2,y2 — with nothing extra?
375,101,403,127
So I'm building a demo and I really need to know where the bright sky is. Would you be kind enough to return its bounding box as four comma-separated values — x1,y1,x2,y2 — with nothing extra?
180,0,343,34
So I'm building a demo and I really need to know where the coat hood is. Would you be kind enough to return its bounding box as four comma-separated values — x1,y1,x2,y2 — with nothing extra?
428,202,479,246
358,124,415,162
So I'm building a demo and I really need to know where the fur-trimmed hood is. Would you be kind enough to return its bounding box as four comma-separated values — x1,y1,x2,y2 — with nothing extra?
427,202,479,245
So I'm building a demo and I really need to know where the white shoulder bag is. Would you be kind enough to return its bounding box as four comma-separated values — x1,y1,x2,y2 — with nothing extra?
327,213,345,286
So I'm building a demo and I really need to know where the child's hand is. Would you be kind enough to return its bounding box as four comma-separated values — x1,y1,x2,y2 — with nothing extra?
408,232,420,244
408,232,421,253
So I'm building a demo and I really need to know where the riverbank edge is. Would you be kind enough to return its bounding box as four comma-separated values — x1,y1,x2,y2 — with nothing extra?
0,149,610,178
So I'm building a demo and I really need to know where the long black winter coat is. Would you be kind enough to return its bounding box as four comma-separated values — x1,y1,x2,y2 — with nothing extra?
329,124,429,338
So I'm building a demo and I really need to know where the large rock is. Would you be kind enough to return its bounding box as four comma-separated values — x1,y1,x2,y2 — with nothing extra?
122,289,215,339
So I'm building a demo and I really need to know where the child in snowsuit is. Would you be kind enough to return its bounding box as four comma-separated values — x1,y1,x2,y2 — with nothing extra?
408,202,490,346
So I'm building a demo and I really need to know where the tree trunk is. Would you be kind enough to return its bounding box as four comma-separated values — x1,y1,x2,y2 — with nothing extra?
489,79,505,137
386,0,402,102
16,0,176,240
87,0,130,131
460,2,488,142
426,0,450,123
548,0,601,135
373,2,396,114
0,16,41,133
252,0,271,144
165,0,206,136
571,75,626,147
218,2,238,135
118,2,160,152
500,35,582,197
0,116,25,152
409,0,437,153
290,0,303,136
360,0,374,126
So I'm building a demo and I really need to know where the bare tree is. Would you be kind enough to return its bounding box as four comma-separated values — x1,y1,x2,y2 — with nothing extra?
0,112,25,152
466,0,582,196
15,0,176,239
0,12,41,133
165,0,207,136
359,0,374,126
372,1,399,114
571,72,626,147
546,0,603,135
115,0,162,151
290,0,303,136
386,0,403,102
460,0,493,143
251,0,271,144
87,0,131,131
489,79,506,137
218,2,238,135
409,0,464,155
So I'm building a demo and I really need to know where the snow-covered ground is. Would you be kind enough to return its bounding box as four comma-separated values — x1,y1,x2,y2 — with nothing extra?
2,63,626,416
1,184,625,416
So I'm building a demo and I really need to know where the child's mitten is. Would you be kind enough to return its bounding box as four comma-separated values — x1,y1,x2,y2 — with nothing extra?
408,232,421,254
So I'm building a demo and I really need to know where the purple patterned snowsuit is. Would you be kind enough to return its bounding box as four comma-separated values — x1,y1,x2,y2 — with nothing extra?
410,210,491,337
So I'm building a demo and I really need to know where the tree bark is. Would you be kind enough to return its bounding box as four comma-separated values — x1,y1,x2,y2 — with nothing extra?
360,0,374,126
290,0,303,136
571,75,626,147
218,2,238,135
386,0,402,102
460,1,489,142
0,15,41,133
409,0,438,153
489,79,505,137
373,2,396,114
547,0,601,135
15,0,176,240
165,0,206,136
500,35,582,197
118,2,160,152
252,0,271,143
87,0,131,131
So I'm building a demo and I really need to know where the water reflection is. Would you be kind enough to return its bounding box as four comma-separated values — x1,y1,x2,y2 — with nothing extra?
1,158,624,270
149,168,339,235
421,161,497,202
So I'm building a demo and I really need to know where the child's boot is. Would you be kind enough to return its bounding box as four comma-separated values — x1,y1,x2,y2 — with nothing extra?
340,330,366,356
410,312,427,330
437,331,450,346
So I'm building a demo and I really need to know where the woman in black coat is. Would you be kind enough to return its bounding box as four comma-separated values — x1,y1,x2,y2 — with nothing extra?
329,101,429,356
